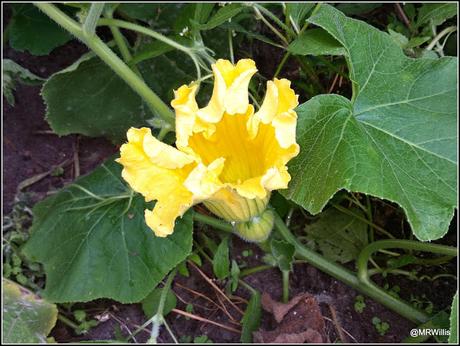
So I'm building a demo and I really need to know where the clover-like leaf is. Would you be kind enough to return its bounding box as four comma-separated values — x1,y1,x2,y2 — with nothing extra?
23,157,193,303
284,5,457,241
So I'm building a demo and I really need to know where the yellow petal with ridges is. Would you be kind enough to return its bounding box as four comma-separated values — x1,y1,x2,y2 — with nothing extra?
118,59,300,240
171,84,199,148
196,63,227,123
144,188,192,237
184,157,225,200
172,84,216,150
273,78,298,114
253,78,299,148
197,59,257,122
223,59,258,115
117,127,195,237
142,130,194,169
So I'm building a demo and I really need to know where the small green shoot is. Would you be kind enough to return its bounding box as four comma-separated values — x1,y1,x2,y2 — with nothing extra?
372,316,390,336
354,295,366,313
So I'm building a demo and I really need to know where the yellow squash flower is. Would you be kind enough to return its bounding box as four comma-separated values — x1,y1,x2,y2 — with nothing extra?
117,59,299,242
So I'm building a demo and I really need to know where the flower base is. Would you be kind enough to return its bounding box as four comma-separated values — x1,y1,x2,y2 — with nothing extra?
233,209,275,243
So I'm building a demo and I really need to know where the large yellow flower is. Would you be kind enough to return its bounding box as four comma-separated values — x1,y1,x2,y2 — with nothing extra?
117,59,299,241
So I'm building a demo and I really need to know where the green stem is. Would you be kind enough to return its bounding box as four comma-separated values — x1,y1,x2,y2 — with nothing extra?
193,211,450,324
162,318,179,344
425,26,457,51
357,240,457,284
157,269,177,317
274,51,291,78
282,270,289,303
34,3,175,127
194,212,233,233
157,126,170,141
97,18,203,80
126,269,177,343
253,3,295,38
103,8,131,62
414,255,455,266
238,278,257,295
83,2,105,37
240,264,273,277
228,29,234,64
303,3,321,33
366,195,374,242
57,314,80,331
273,213,430,324
295,56,324,93
252,6,289,47
368,268,415,277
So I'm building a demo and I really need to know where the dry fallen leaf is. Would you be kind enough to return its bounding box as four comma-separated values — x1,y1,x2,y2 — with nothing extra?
254,292,328,343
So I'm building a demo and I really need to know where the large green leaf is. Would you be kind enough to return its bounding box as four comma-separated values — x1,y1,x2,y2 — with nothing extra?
22,158,193,303
415,3,458,28
288,29,345,56
284,5,457,241
3,279,58,343
42,54,148,143
8,4,72,55
305,207,368,263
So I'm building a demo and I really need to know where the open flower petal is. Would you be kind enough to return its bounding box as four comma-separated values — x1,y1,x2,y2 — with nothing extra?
197,59,257,122
118,59,300,239
172,84,217,151
184,157,225,200
253,78,299,148
144,190,192,237
117,127,195,237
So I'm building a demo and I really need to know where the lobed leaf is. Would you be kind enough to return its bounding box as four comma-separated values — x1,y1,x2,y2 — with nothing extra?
22,158,194,303
8,4,72,55
42,54,148,143
284,5,457,241
288,28,346,56
416,3,458,28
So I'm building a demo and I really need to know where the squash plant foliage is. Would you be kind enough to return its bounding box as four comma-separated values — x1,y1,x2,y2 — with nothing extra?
20,3,457,306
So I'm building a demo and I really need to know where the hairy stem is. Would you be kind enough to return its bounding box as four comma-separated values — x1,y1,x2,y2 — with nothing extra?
83,2,105,37
34,3,175,127
97,18,203,80
273,213,431,324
